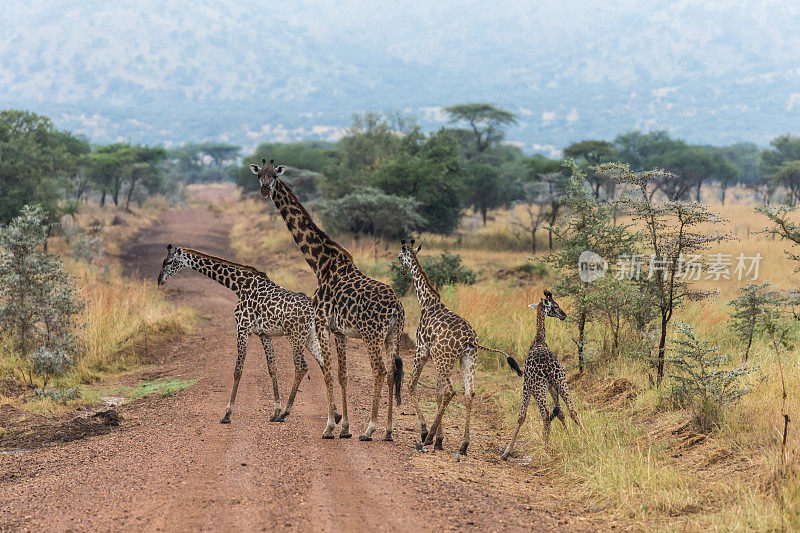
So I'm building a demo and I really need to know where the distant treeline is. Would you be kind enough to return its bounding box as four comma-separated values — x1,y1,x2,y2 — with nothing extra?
3,105,800,237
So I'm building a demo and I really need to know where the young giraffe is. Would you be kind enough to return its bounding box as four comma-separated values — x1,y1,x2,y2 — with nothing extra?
250,159,404,441
398,240,513,458
157,244,339,424
500,290,584,459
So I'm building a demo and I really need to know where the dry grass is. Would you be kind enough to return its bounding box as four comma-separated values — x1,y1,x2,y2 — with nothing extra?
0,199,196,415
223,184,800,530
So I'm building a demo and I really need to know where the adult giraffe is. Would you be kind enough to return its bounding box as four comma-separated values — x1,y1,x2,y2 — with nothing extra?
250,159,404,441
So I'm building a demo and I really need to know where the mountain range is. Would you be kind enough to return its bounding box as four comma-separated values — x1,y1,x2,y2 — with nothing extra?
2,0,799,156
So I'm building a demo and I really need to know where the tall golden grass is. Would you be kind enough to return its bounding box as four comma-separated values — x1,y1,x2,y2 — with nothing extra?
226,184,800,529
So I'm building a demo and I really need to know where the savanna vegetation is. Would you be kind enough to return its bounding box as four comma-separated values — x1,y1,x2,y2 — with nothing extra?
3,103,800,529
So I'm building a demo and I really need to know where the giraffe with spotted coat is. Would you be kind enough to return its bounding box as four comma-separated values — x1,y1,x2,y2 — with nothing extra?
250,159,404,441
398,239,514,458
501,290,584,459
157,244,340,424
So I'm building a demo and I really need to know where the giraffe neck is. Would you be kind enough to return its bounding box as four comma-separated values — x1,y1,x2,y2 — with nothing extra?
183,249,263,294
409,254,440,309
270,179,352,279
534,302,546,343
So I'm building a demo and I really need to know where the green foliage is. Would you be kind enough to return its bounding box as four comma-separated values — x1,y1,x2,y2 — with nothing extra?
755,203,800,266
544,161,637,369
314,187,426,240
445,103,516,154
0,205,84,385
0,109,90,223
728,282,782,360
668,322,754,431
601,162,729,385
390,251,476,296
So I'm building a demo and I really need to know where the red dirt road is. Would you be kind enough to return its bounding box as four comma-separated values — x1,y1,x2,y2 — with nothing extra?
0,203,583,532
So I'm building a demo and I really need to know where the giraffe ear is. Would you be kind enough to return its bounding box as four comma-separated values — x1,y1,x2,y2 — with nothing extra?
275,165,286,176
167,243,172,251
249,164,260,175
414,244,422,254
528,302,539,309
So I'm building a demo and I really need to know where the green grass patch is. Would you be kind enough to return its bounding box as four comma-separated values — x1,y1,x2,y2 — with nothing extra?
98,377,198,403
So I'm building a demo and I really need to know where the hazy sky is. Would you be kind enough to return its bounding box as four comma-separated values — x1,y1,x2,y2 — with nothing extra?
2,1,799,150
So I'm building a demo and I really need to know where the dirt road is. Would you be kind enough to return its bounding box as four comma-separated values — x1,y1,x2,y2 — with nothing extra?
0,203,584,531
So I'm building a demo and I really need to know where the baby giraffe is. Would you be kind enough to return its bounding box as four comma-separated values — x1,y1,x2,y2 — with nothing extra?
501,290,583,459
398,240,513,459
157,244,339,424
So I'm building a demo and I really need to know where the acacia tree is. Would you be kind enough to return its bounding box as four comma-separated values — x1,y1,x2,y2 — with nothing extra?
563,140,615,198
728,282,782,360
601,162,729,386
544,162,636,371
445,103,516,155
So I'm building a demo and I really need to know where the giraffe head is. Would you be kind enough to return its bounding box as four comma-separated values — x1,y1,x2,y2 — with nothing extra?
249,158,287,198
398,239,422,276
529,289,567,320
157,244,189,285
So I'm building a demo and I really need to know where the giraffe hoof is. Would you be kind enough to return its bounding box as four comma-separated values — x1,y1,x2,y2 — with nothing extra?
458,442,469,456
500,454,509,461
434,437,444,451
359,435,372,442
334,412,342,424
420,429,428,442
269,415,279,422
414,442,425,452
339,430,352,439
382,431,393,442
322,433,335,439
220,417,231,424
276,412,288,422
422,436,434,447
455,453,463,462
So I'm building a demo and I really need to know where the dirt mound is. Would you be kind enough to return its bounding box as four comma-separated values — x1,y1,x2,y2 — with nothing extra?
0,404,120,450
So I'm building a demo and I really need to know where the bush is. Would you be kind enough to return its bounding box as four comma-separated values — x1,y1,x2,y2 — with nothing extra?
0,205,84,383
668,322,754,431
391,251,477,296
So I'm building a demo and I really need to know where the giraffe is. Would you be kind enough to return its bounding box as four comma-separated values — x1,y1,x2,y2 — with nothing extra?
398,239,514,458
157,244,340,424
500,290,584,459
249,159,404,441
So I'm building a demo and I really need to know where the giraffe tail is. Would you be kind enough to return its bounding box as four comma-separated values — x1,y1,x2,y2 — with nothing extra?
549,405,562,422
394,357,404,405
506,356,523,377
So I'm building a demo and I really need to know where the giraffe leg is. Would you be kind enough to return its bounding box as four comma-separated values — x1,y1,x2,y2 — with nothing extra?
423,374,455,447
314,316,337,439
258,335,283,422
535,382,552,447
276,337,308,422
434,375,444,450
456,346,477,459
307,323,340,423
360,338,386,442
550,384,567,430
221,332,249,424
382,329,398,441
501,373,532,460
407,344,430,445
558,380,584,431
334,333,351,438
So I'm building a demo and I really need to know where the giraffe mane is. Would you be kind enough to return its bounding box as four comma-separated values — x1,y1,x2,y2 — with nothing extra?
410,249,440,300
182,248,270,279
275,179,354,262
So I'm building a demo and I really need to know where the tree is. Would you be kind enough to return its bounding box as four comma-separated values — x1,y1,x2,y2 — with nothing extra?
0,205,83,385
656,145,738,202
195,142,240,181
511,179,551,255
613,130,685,171
445,103,516,156
668,322,754,431
770,161,800,205
755,203,800,266
123,145,167,210
0,109,90,223
314,187,426,240
372,128,464,234
728,282,782,360
87,143,135,207
563,140,615,197
544,162,636,371
601,162,728,386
